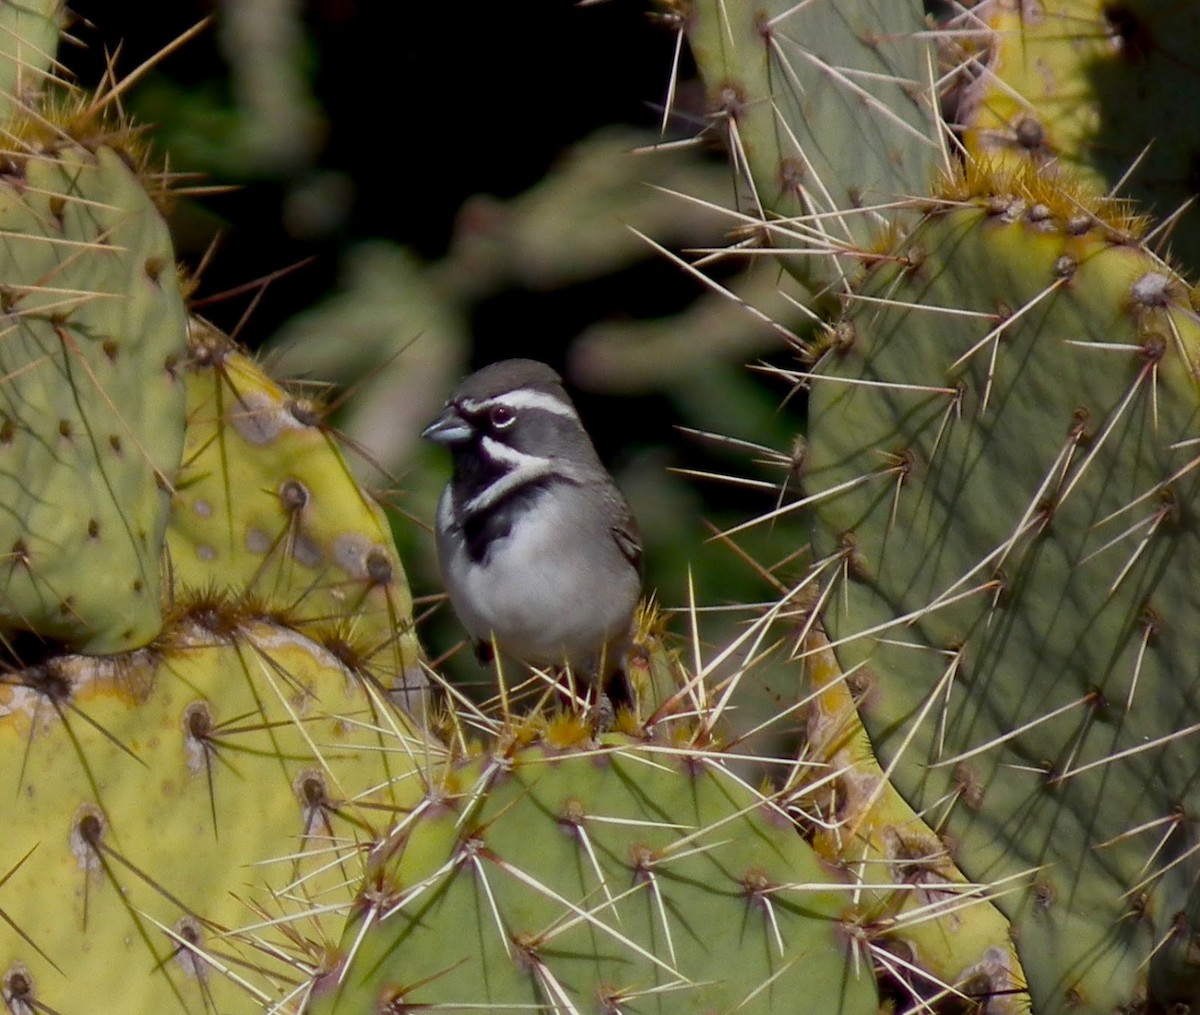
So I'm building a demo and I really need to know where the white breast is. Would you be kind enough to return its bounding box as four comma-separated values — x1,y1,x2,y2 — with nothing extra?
437,487,638,670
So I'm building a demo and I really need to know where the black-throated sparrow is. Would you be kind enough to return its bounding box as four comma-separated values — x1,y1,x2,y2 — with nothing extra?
423,359,642,694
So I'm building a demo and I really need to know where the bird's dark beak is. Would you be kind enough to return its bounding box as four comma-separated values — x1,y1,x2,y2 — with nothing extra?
421,404,474,444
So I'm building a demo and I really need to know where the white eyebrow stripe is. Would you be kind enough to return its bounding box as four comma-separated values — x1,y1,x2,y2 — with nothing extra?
460,390,579,421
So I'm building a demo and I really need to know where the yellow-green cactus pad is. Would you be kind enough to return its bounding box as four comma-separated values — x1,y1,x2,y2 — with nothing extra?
946,1,1200,271
169,330,425,710
0,612,430,1012
0,144,187,653
803,629,1028,1013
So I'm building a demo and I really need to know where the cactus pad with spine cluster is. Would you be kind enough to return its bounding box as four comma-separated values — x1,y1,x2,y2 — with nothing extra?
803,168,1200,1011
802,629,1029,1012
0,142,188,654
168,326,426,710
944,1,1200,271
683,0,940,292
311,725,879,1014
0,608,429,1012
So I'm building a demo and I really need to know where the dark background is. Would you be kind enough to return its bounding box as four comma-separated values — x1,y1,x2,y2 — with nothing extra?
64,0,680,351
59,1,810,690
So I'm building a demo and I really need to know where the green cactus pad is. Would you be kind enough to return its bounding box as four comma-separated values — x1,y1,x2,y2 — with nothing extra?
0,0,61,123
684,0,941,291
168,330,426,711
0,144,188,654
0,612,428,1012
804,172,1200,1011
310,730,878,1014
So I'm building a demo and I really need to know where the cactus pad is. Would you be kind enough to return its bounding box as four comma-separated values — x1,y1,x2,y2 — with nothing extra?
946,1,1200,272
803,628,1029,1012
0,611,428,1012
0,0,60,123
0,144,188,654
310,730,879,1014
804,171,1200,1011
684,0,941,290
168,328,426,711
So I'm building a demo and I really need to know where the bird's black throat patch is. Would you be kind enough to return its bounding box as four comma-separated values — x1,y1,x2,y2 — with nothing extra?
461,477,559,564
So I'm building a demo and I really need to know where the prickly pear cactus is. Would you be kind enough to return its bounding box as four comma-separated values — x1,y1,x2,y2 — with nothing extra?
169,322,426,710
804,174,1200,1011
310,721,878,1014
683,0,940,291
21,0,1200,1011
677,0,1200,1009
0,608,427,1013
0,142,188,653
0,9,434,1005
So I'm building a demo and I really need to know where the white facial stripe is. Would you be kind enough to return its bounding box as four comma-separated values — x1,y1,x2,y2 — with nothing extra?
479,436,549,470
460,389,579,422
463,436,578,516
436,487,456,530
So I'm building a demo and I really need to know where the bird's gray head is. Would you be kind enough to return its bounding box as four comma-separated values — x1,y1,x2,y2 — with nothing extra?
422,359,598,468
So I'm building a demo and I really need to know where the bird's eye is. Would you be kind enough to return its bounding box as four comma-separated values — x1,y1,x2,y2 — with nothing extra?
489,405,516,430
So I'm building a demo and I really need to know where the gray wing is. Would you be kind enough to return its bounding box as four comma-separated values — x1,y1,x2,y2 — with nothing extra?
610,503,643,576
